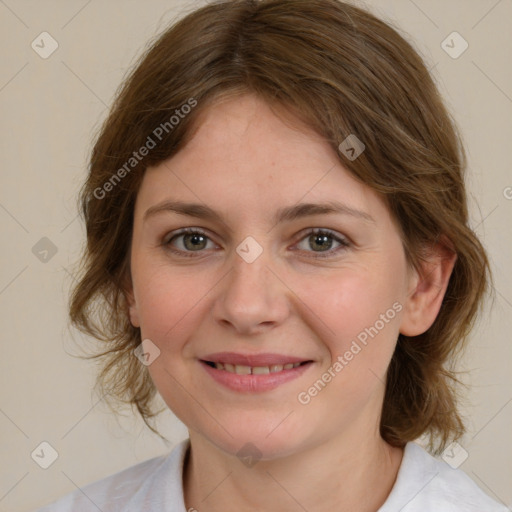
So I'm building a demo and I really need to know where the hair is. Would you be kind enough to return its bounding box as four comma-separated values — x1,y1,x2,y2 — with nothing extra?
68,0,491,454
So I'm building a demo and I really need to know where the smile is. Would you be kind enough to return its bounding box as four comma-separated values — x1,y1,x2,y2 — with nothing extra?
199,356,314,393
202,360,307,374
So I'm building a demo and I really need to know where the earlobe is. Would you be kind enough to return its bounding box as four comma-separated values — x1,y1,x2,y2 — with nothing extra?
126,290,140,328
122,275,140,328
399,240,457,337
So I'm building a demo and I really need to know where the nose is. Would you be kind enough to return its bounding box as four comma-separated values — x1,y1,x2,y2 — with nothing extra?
212,246,291,336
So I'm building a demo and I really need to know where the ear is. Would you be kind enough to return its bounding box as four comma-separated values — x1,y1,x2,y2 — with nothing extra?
121,272,140,328
400,238,457,337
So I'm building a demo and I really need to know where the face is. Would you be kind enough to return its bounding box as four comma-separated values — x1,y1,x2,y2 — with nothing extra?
126,93,421,459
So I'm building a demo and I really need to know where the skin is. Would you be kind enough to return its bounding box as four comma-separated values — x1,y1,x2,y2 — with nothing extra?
126,93,456,512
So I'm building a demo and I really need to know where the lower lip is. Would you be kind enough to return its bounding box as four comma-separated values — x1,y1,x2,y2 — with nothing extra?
199,360,314,393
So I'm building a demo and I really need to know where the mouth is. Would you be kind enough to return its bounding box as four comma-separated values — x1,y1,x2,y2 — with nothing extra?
198,353,314,393
201,360,311,375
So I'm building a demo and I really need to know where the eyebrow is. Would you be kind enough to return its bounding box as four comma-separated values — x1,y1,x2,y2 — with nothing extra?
143,200,375,225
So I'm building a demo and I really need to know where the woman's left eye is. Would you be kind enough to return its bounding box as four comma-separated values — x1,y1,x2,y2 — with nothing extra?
162,228,350,258
294,228,350,257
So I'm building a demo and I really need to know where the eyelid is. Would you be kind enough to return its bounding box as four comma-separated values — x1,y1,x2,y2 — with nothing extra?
163,227,213,244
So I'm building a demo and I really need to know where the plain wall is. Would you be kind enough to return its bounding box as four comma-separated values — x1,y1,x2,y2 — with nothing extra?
0,1,511,510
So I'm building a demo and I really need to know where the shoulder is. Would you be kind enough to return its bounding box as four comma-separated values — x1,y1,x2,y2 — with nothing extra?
33,438,190,512
379,442,508,512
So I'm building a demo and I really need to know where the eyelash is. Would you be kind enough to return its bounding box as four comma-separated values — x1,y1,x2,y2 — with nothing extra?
162,227,351,259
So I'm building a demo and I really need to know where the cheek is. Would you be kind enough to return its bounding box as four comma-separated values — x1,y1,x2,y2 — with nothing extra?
318,269,403,341
293,271,404,415
133,262,207,350
302,264,405,395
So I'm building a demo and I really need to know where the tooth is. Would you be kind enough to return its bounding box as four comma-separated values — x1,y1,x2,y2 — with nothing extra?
235,365,251,375
293,362,301,368
215,362,224,370
252,366,270,375
224,363,235,373
283,363,294,370
270,364,284,373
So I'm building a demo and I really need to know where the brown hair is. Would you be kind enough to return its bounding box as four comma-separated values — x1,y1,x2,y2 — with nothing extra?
68,0,491,454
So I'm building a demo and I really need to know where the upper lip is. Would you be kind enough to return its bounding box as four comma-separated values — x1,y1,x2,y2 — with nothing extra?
201,352,312,367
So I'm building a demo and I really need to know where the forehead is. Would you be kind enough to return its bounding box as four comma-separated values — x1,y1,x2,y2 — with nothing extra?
134,94,385,223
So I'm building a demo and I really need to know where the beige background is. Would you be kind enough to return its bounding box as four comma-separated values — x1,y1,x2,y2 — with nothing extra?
0,0,511,510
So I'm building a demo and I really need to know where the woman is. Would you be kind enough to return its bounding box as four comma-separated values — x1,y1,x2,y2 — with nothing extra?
36,0,507,510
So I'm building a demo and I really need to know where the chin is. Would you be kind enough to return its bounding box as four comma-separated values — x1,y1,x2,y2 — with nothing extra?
194,414,314,463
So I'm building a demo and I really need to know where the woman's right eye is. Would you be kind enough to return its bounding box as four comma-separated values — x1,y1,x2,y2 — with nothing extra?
163,228,217,257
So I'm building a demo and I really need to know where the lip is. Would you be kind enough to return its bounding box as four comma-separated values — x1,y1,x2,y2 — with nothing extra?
199,353,314,393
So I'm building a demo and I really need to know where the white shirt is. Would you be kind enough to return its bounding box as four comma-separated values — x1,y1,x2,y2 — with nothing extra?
35,438,507,511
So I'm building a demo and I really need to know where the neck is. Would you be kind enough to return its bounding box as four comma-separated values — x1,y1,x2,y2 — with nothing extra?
183,427,404,512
